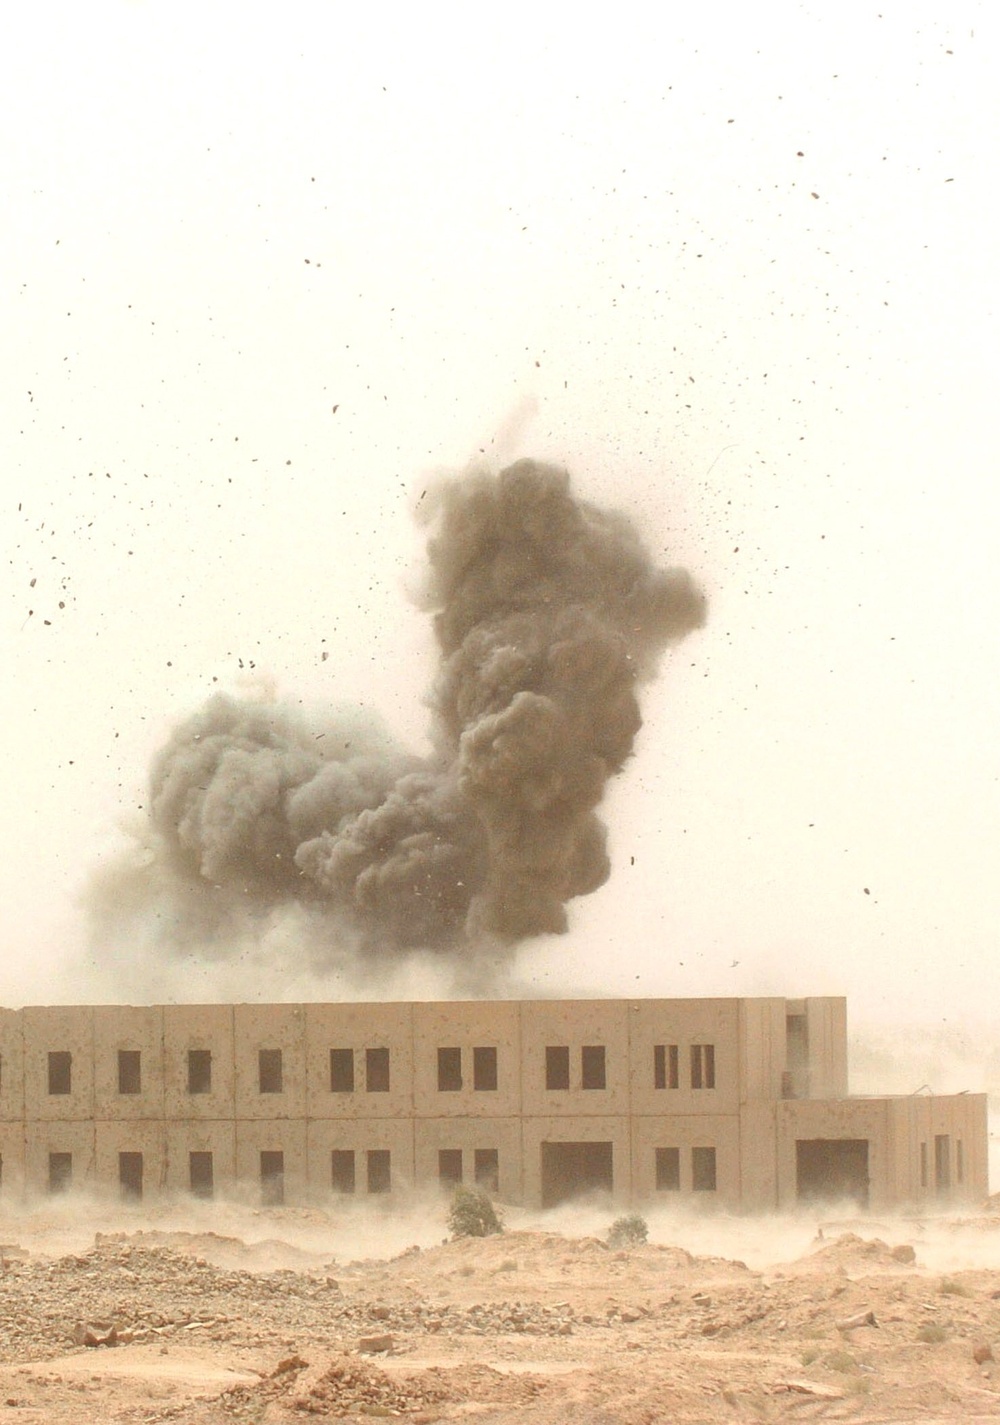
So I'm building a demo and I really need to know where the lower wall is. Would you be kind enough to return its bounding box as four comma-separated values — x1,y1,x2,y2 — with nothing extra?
0,1096,987,1210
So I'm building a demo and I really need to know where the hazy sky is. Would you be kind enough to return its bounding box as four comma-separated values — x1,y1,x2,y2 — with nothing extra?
2,2,998,1033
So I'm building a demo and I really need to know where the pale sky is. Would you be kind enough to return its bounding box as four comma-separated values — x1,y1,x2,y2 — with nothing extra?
2,2,999,1042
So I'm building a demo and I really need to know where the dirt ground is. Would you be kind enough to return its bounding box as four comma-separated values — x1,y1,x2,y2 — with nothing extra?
4,1198,1000,1423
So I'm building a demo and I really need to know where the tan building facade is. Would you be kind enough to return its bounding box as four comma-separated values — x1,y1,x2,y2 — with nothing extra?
0,998,988,1211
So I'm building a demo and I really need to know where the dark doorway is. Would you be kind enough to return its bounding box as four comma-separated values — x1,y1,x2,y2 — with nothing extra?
541,1141,613,1207
796,1139,869,1207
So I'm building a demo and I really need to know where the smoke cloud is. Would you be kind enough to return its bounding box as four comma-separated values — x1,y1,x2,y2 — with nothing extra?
96,459,705,974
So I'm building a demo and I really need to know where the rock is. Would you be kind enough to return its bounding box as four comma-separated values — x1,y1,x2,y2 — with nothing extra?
835,1309,878,1332
891,1244,917,1264
358,1334,394,1355
973,1343,994,1365
272,1354,309,1375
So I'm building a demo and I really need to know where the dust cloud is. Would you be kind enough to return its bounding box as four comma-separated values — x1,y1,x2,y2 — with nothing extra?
8,1189,1000,1278
88,459,704,984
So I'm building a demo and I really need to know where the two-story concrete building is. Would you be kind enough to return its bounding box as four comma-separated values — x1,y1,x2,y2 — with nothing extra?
0,998,987,1210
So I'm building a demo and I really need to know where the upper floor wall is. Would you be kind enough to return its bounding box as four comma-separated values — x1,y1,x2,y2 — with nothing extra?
0,996,849,1123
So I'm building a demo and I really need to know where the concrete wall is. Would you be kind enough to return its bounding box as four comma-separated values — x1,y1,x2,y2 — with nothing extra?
520,1001,630,1116
0,998,985,1212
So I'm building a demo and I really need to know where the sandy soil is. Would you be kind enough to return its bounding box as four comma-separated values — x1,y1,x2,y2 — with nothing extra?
3,1198,1000,1422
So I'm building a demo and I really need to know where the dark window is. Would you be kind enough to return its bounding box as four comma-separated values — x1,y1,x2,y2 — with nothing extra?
119,1151,143,1201
545,1045,570,1091
934,1134,951,1194
692,1146,717,1192
654,1044,679,1090
920,1141,928,1188
331,1150,356,1193
581,1045,606,1090
438,1148,463,1186
118,1050,141,1095
258,1048,283,1094
367,1149,391,1194
473,1046,497,1091
188,1049,212,1094
189,1151,214,1198
366,1047,390,1093
655,1146,681,1191
691,1044,716,1090
330,1048,354,1093
957,1139,965,1185
48,1152,72,1194
260,1150,285,1206
437,1047,462,1091
48,1051,71,1095
474,1148,499,1194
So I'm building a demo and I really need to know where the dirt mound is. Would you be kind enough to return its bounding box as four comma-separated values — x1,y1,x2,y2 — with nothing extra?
223,1352,547,1418
794,1232,919,1272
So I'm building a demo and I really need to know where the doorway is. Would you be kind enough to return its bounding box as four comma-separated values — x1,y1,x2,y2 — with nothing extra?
541,1141,613,1207
796,1139,870,1207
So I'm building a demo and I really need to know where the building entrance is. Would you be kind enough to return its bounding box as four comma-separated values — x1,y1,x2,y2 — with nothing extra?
540,1141,613,1207
796,1138,869,1207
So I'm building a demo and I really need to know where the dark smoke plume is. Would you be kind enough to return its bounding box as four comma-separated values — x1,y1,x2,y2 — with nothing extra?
113,460,705,968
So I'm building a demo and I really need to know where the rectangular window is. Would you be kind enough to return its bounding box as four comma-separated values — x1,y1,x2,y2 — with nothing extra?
118,1049,141,1095
258,1048,283,1094
330,1048,354,1093
545,1045,570,1091
654,1044,680,1090
48,1151,72,1194
331,1150,356,1194
957,1139,964,1185
260,1150,285,1206
920,1141,928,1188
189,1151,214,1199
437,1047,463,1092
581,1045,606,1090
474,1148,499,1194
366,1047,390,1093
438,1148,463,1187
691,1044,716,1090
473,1046,497,1091
119,1151,143,1202
692,1146,717,1191
934,1134,951,1194
655,1146,681,1191
367,1148,391,1194
187,1049,212,1095
48,1051,71,1095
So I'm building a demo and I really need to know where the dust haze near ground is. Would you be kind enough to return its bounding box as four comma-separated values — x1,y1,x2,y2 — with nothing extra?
85,459,704,990
6,1192,1000,1422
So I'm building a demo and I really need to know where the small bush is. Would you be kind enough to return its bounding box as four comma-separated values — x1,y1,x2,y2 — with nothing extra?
917,1322,949,1344
447,1184,503,1239
822,1349,859,1375
800,1347,820,1366
938,1276,971,1297
607,1214,649,1249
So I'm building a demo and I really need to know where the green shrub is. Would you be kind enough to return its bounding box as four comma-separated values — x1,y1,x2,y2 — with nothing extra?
938,1277,971,1297
822,1349,859,1374
447,1184,503,1239
917,1322,949,1344
607,1214,649,1249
